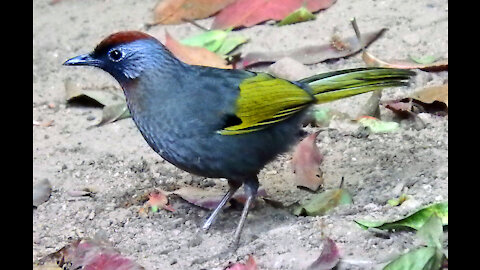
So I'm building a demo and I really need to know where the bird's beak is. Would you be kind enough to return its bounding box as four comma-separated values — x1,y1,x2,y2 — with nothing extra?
63,53,100,67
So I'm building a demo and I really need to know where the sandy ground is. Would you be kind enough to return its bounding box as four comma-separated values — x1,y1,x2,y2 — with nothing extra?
33,0,448,269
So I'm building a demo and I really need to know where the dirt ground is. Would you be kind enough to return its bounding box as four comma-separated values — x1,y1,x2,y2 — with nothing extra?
33,0,448,269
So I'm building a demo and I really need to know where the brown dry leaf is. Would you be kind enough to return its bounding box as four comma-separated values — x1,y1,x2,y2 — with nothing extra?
291,131,324,191
171,186,267,210
164,31,232,69
238,28,386,68
33,120,54,127
411,84,448,106
153,0,236,25
383,84,448,118
362,51,448,72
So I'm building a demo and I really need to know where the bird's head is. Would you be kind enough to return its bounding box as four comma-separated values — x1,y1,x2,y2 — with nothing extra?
63,31,177,86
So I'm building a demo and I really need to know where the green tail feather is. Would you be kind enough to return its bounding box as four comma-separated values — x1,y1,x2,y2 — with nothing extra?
299,67,415,104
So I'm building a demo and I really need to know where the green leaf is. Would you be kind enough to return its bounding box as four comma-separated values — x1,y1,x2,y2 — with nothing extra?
180,30,229,52
357,117,399,133
97,102,131,126
387,194,408,206
417,214,443,249
293,188,353,216
216,35,249,55
409,55,438,65
383,246,444,270
277,6,316,26
355,202,448,230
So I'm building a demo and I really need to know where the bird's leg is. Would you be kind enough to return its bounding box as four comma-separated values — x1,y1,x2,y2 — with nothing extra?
232,178,259,248
202,181,241,230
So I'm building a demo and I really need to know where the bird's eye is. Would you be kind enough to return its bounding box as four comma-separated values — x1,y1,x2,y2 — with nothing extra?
108,49,123,62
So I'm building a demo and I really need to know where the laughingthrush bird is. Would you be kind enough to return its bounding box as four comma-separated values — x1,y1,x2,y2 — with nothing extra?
64,31,414,247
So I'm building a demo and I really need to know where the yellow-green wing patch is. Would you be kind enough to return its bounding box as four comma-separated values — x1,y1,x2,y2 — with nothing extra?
218,73,314,135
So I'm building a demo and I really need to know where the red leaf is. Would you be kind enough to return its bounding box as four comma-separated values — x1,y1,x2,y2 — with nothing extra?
212,0,336,29
291,131,324,191
307,238,340,270
40,239,144,270
226,255,258,270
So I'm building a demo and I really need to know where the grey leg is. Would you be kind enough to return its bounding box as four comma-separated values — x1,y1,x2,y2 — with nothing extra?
202,182,241,230
231,179,259,248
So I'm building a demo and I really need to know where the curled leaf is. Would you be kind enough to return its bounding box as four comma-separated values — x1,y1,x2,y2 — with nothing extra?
383,246,444,270
362,51,448,72
291,131,324,191
277,6,316,26
306,237,340,270
237,28,386,68
355,202,448,231
383,98,448,118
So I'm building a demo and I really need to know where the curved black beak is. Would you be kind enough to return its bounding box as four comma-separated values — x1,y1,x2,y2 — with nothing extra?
63,53,100,66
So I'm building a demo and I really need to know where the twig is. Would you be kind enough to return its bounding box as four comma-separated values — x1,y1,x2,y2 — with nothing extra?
181,18,210,31
350,18,364,53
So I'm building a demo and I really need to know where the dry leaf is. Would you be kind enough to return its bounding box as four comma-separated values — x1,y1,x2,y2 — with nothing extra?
145,190,175,212
362,51,448,72
291,131,324,191
212,0,336,29
383,84,448,117
226,255,258,270
33,120,54,127
171,186,267,210
306,238,341,270
37,239,144,270
410,84,448,106
153,0,236,25
237,28,386,68
165,31,232,69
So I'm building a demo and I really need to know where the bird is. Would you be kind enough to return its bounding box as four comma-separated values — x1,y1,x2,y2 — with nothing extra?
64,31,414,247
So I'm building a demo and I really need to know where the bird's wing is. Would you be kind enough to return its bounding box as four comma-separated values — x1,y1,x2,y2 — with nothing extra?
218,72,314,135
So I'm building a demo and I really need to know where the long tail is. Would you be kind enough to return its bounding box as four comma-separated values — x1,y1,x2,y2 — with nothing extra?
298,67,415,104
